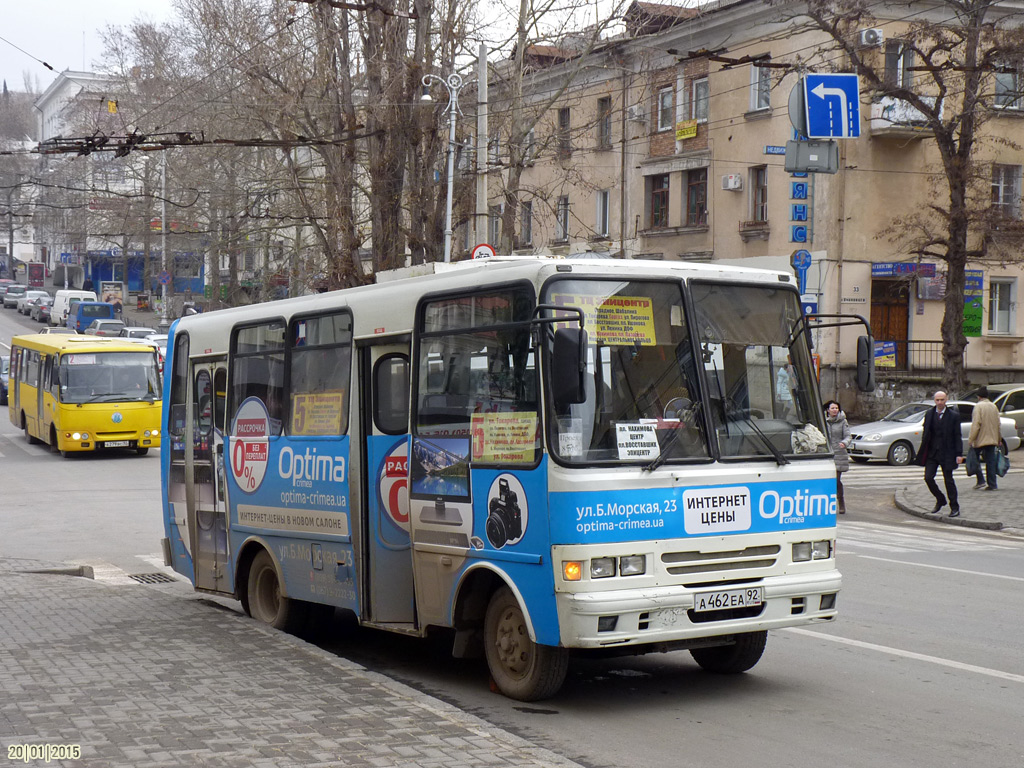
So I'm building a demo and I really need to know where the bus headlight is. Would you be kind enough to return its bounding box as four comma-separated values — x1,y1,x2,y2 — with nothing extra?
619,555,646,576
151,429,159,437
812,540,833,559
71,432,81,440
792,542,812,562
562,561,582,581
590,557,616,579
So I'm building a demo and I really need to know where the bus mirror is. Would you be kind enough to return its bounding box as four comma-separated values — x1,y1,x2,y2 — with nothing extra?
552,327,587,407
856,335,876,392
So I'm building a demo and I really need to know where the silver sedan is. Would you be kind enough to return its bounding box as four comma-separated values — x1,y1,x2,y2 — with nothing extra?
848,400,1021,466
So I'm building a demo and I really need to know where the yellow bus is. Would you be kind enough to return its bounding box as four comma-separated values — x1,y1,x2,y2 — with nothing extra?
8,334,162,457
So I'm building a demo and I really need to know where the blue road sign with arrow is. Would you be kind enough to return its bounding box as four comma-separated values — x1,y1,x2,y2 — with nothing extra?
804,74,860,139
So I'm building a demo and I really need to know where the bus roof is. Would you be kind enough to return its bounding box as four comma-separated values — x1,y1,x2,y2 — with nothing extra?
171,256,798,352
10,334,160,355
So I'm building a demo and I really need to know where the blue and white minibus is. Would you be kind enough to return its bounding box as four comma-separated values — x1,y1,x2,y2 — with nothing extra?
160,257,873,700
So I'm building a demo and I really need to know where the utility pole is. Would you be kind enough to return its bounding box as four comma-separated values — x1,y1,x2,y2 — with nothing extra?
476,44,489,249
159,152,169,330
422,73,468,263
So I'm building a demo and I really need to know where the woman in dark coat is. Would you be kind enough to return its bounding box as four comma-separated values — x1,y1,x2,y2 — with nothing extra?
824,400,851,514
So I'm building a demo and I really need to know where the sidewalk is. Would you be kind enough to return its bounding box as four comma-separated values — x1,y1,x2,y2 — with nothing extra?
894,460,1024,532
0,557,582,768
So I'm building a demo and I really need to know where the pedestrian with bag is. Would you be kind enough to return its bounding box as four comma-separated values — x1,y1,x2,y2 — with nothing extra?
824,400,851,514
917,391,964,517
968,387,1002,491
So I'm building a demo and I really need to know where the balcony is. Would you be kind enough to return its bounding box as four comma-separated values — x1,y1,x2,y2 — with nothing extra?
738,220,769,242
869,95,940,139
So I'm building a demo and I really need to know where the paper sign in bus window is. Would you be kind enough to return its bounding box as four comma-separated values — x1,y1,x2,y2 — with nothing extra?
291,390,346,435
616,423,660,460
551,294,657,346
471,412,538,464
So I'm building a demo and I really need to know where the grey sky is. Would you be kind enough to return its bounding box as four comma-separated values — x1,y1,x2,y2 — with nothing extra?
1,1,173,94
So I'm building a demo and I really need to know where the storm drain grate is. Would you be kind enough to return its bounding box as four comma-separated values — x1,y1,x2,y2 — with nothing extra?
128,572,177,584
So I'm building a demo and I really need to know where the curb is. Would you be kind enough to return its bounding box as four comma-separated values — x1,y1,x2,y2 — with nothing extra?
893,489,1003,531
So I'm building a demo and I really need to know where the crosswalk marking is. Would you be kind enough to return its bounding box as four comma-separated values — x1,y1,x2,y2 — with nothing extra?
842,461,1023,489
839,519,1017,554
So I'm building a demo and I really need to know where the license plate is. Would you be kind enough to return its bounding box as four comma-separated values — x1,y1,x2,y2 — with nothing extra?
103,440,130,448
693,586,763,613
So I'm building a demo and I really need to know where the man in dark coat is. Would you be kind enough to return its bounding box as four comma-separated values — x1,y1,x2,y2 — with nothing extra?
916,390,964,516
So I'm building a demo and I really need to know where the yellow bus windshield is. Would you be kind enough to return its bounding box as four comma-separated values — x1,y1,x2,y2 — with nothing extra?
59,351,162,404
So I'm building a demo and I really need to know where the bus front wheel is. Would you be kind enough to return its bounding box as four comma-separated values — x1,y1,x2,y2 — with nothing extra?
245,550,305,632
484,586,568,701
690,630,767,674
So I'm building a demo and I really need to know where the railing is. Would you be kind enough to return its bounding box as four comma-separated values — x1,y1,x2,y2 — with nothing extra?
874,340,953,376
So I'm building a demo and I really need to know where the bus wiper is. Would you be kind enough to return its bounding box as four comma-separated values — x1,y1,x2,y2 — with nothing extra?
644,401,702,472
725,400,789,466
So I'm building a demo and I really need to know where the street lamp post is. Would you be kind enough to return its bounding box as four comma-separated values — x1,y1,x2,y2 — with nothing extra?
421,73,466,264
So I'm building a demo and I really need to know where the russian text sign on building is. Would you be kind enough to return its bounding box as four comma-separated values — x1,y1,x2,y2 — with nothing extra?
803,74,861,139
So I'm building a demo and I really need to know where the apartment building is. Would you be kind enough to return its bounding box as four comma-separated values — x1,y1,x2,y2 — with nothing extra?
481,0,1024,407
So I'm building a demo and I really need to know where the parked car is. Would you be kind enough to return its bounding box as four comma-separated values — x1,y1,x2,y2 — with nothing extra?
958,383,1024,439
118,326,156,339
83,319,126,337
0,278,16,297
848,400,1021,466
31,296,55,323
0,354,8,405
3,284,26,308
17,290,49,314
39,326,78,334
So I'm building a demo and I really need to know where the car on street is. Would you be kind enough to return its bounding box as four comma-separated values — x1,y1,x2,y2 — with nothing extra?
848,400,1021,466
143,333,168,372
0,354,8,405
0,278,16,297
83,319,126,337
958,383,1024,440
39,326,78,334
31,296,54,323
3,284,26,308
118,326,156,339
17,290,49,314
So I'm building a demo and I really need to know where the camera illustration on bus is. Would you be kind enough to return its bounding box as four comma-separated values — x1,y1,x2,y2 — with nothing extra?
486,475,528,549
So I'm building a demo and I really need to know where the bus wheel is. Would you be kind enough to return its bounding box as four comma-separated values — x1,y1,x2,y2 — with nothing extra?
484,586,568,701
246,550,304,632
21,414,39,445
136,447,149,456
690,630,767,674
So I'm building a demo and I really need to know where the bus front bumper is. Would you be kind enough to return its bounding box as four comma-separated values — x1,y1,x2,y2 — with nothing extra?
555,569,841,649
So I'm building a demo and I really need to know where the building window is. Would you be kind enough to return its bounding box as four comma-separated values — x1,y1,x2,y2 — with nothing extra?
995,67,1022,109
489,205,502,245
992,164,1022,219
649,174,670,229
989,279,1016,334
597,97,613,148
750,65,771,111
596,190,610,237
885,41,914,89
657,87,674,131
558,107,571,157
692,78,709,123
685,169,708,226
524,129,536,164
488,134,500,166
520,201,532,245
751,166,768,222
556,196,570,241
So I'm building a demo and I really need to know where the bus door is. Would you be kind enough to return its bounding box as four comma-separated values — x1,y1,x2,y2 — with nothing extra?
188,357,230,593
360,343,414,625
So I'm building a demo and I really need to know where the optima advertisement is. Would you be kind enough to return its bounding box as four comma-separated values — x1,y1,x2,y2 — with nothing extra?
551,477,837,545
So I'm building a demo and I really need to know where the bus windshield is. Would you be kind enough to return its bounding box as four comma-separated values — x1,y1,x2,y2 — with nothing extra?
544,278,827,464
59,351,162,403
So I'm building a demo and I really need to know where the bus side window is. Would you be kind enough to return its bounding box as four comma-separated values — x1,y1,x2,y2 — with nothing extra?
374,354,409,434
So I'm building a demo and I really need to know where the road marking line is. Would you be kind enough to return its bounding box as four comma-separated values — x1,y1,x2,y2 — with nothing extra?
784,627,1024,684
850,553,1024,582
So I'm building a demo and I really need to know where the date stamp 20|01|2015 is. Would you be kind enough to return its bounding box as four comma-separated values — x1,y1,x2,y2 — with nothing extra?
7,744,82,763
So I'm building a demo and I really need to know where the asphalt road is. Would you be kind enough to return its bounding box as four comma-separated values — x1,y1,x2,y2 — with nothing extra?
3,305,1024,767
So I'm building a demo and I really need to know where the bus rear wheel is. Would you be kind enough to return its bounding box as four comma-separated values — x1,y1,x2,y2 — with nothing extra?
245,550,305,632
690,630,767,674
484,586,568,701
21,413,39,445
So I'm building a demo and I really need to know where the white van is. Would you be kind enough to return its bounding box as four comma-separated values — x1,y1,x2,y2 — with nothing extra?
51,289,97,326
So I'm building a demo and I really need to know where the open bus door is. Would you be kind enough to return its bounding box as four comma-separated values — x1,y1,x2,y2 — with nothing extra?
360,342,416,626
187,358,230,593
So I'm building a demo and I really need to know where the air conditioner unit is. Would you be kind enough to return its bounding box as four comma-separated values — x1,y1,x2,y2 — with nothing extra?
626,105,646,122
858,28,884,48
722,174,743,191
